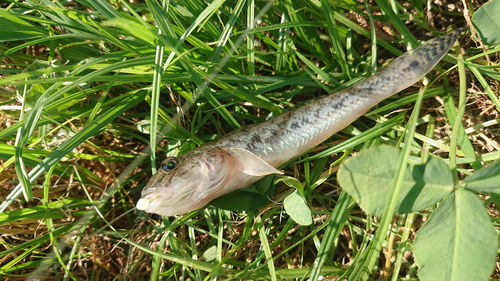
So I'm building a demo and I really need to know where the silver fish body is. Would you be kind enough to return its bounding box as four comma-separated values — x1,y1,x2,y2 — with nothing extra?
137,29,462,216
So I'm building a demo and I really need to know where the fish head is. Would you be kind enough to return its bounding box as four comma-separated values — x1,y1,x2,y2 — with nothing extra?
137,147,282,216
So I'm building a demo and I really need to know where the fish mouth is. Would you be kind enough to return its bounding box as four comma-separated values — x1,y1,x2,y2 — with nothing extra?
138,179,210,216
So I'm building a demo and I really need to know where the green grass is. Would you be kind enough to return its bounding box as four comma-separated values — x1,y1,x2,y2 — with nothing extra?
1,0,500,280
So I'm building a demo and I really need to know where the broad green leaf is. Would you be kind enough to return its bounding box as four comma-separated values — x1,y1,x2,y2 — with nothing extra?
210,176,275,211
461,160,500,194
413,189,498,281
284,190,312,226
337,145,454,217
253,172,276,194
0,10,46,42
472,0,500,46
202,245,217,262
210,188,270,212
275,175,305,196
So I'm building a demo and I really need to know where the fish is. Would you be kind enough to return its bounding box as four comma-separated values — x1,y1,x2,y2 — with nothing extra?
136,28,463,216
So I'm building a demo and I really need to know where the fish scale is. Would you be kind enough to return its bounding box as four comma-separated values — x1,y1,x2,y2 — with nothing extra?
137,28,463,216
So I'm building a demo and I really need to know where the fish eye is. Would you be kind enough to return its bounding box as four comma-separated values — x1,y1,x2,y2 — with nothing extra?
161,157,178,172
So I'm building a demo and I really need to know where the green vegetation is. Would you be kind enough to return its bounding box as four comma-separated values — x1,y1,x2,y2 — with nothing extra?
1,0,499,280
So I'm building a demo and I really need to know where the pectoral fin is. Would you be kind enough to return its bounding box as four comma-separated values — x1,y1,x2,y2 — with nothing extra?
224,147,284,176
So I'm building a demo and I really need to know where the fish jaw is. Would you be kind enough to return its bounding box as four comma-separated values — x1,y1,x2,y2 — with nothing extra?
137,147,283,216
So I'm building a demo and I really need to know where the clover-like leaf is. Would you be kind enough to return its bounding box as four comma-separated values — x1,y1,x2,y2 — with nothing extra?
338,145,454,217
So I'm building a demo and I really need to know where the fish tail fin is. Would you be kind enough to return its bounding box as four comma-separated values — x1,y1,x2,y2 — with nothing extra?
400,27,464,79
355,28,464,97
